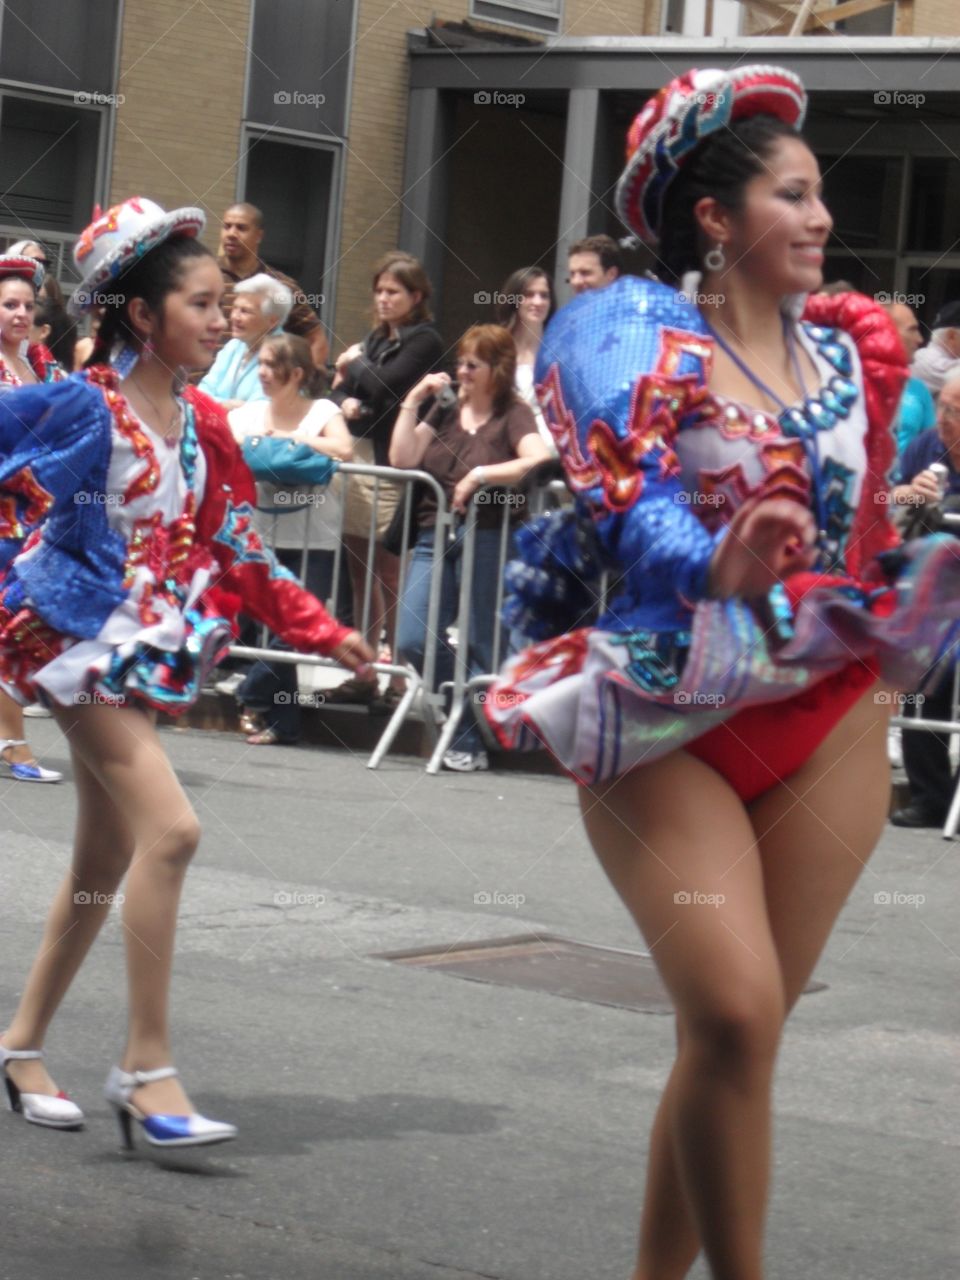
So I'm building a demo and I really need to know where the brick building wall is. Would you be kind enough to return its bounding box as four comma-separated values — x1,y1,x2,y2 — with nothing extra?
913,0,960,35
743,0,959,36
110,0,250,256
334,0,658,346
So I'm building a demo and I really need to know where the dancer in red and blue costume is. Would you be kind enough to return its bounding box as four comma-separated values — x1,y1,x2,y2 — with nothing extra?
0,198,372,1150
487,66,960,1278
0,253,66,783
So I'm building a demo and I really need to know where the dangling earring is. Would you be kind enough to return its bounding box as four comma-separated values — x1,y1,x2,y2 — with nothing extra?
141,336,155,364
704,243,726,273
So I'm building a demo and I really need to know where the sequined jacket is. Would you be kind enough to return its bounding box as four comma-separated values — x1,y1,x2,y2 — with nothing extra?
0,370,350,654
507,280,906,642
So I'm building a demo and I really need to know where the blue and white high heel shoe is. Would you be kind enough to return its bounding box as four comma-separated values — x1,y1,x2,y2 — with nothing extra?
1,1044,84,1129
0,739,62,784
104,1065,237,1150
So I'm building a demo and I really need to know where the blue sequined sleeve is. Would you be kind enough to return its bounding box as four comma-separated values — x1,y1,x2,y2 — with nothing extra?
0,376,114,565
529,278,722,635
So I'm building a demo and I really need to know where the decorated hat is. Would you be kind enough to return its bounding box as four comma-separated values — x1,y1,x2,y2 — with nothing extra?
616,65,807,247
69,196,205,316
0,255,45,292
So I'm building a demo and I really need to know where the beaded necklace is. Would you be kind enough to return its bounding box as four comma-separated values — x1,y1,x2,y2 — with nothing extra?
704,316,830,569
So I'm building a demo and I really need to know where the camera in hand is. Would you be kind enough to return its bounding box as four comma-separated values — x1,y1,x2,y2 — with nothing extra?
435,382,459,411
899,462,956,540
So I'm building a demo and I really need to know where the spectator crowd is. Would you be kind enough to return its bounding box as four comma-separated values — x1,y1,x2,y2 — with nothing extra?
5,209,960,790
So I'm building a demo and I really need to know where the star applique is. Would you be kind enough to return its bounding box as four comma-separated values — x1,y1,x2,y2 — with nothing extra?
0,466,54,541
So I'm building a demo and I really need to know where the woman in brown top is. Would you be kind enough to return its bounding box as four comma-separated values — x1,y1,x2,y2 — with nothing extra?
390,324,551,770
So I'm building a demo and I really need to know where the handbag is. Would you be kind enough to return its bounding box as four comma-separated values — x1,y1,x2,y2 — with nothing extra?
241,434,338,487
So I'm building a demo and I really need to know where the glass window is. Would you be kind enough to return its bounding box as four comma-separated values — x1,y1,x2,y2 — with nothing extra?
662,0,741,35
906,158,960,254
905,265,960,332
247,0,355,138
243,135,336,315
0,95,101,238
821,254,893,297
0,0,119,95
822,155,902,252
471,0,563,36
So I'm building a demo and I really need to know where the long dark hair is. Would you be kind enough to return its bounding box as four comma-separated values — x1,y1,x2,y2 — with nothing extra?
657,115,803,284
495,266,556,331
85,236,213,367
33,295,77,369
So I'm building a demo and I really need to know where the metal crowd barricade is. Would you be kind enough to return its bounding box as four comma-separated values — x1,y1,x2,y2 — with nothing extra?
228,459,456,769
891,661,960,840
227,456,591,773
425,467,576,774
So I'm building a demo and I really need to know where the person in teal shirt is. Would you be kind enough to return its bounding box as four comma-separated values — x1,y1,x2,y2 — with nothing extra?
883,299,937,452
199,273,291,409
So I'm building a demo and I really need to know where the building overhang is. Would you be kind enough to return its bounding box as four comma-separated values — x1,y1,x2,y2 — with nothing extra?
408,32,960,95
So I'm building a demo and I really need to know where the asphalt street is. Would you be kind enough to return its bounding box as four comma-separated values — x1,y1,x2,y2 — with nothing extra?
1,720,957,1280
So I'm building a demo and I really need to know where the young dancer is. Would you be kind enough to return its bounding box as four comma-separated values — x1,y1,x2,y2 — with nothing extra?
486,67,960,1278
0,198,372,1149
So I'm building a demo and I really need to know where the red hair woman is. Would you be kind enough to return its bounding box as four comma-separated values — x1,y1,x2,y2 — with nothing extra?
391,324,550,770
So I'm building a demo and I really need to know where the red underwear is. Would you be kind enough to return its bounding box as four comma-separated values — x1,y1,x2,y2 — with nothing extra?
684,658,879,804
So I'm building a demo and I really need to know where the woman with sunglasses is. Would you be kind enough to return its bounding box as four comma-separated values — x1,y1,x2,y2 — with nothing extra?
390,324,550,771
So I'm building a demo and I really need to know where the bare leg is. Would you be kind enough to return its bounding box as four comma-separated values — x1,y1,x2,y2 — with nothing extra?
7,702,202,1116
0,689,39,766
595,685,891,1280
582,751,783,1280
2,746,134,1096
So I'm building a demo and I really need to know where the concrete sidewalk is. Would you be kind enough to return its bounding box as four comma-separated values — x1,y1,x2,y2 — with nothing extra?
1,721,957,1280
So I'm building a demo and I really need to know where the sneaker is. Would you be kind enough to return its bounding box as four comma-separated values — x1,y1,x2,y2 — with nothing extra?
442,749,489,773
23,704,52,718
214,672,245,697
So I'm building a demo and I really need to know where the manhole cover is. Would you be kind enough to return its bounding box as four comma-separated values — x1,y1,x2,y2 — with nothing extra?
379,934,827,1013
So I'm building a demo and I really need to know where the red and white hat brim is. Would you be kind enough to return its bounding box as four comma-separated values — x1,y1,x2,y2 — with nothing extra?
69,206,205,316
0,255,45,292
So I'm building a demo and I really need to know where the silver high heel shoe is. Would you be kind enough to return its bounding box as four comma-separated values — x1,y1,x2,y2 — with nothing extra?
1,1044,84,1128
104,1065,237,1150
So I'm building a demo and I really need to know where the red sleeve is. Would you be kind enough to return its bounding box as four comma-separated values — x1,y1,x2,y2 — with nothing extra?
802,292,906,583
189,388,352,655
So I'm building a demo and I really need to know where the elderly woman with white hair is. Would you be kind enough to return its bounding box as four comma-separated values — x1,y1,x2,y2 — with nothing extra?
199,271,292,409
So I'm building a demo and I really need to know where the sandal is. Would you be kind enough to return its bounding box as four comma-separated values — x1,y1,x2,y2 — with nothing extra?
238,709,263,736
325,676,378,705
246,727,297,746
370,686,404,715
